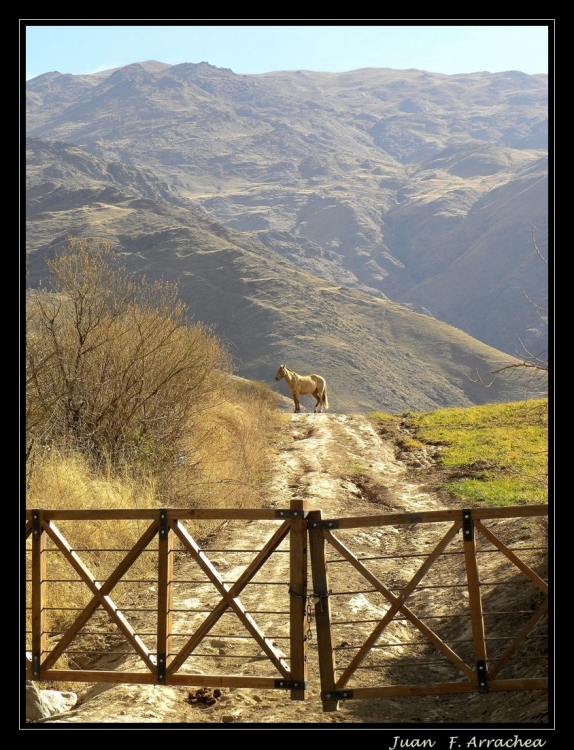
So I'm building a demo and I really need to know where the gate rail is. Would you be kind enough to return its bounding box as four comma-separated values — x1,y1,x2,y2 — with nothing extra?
25,503,548,711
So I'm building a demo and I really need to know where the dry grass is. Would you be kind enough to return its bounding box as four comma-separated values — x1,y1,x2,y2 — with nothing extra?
25,378,287,656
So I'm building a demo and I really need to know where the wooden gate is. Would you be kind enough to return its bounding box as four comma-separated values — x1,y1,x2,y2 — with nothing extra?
25,503,548,711
25,503,310,700
307,505,548,710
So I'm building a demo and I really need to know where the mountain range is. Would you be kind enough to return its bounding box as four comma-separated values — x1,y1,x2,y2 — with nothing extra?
25,61,549,413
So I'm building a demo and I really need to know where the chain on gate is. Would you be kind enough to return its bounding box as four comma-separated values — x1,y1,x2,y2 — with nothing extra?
289,586,332,642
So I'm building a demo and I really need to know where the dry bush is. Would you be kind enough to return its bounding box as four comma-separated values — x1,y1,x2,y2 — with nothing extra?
26,237,232,470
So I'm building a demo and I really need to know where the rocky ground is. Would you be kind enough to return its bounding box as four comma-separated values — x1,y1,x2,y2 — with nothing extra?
25,413,550,730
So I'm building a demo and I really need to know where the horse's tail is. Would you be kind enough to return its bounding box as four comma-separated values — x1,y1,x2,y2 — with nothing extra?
322,385,329,410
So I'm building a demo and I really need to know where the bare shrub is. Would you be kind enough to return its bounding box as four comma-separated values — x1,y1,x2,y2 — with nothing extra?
26,237,232,471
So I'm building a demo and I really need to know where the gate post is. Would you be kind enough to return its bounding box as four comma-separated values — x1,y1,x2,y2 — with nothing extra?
157,509,173,684
462,508,489,692
289,498,308,700
31,510,47,680
308,510,339,712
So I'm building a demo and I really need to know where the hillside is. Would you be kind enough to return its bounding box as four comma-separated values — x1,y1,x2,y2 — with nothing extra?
26,63,548,360
25,139,543,414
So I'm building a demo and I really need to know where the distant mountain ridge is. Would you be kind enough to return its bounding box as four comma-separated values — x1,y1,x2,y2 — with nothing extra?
25,62,548,412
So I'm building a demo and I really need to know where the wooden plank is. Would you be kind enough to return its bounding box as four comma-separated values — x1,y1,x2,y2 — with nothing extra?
289,499,309,701
25,505,547,523
463,511,488,686
331,678,549,700
26,509,163,521
29,670,158,685
321,505,547,530
328,509,462,528
308,510,339,713
167,518,291,676
333,531,449,685
25,508,284,521
157,510,173,680
489,597,549,679
469,505,548,521
40,519,159,672
474,519,548,594
165,674,286,689
28,668,547,693
29,670,287,689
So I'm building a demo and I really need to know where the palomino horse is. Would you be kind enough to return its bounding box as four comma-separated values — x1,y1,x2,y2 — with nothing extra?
275,364,329,413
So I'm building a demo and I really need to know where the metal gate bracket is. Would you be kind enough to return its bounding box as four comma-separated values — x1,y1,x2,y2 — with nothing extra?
462,509,473,541
32,510,41,541
159,509,168,539
157,653,166,684
32,651,41,679
274,509,309,519
308,519,340,529
274,679,308,690
476,660,489,693
322,689,354,700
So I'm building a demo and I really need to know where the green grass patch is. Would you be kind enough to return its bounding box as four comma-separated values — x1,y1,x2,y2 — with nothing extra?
440,476,547,506
371,399,548,508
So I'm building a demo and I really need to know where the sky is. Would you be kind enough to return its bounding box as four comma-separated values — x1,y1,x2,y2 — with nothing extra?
23,22,552,81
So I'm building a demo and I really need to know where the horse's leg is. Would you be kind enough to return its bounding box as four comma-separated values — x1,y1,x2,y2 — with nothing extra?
293,392,300,413
312,389,321,413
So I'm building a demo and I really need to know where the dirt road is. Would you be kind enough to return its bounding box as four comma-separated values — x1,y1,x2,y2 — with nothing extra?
28,413,549,726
